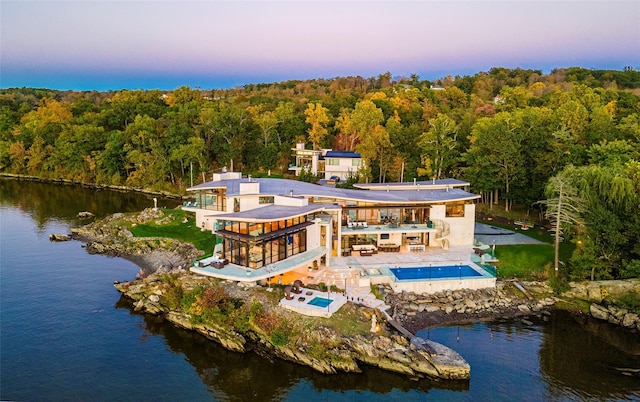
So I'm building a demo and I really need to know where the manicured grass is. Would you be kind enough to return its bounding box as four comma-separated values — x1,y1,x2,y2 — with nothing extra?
128,209,216,253
494,242,575,280
494,244,554,279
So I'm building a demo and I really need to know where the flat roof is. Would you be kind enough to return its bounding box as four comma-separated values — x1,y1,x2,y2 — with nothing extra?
209,204,328,222
323,151,361,159
354,178,469,190
189,177,479,204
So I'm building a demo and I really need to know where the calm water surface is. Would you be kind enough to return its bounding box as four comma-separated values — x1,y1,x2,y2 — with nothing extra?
1,179,639,401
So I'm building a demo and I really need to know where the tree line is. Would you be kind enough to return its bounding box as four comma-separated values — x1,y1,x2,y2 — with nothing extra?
1,66,639,280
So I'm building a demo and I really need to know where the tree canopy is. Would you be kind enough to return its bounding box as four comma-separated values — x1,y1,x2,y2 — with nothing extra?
1,68,640,279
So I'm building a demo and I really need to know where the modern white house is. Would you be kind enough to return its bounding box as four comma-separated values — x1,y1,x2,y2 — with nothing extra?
183,170,497,295
289,143,363,180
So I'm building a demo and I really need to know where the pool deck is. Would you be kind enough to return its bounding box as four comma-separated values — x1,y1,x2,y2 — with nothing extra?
329,245,478,271
278,287,347,317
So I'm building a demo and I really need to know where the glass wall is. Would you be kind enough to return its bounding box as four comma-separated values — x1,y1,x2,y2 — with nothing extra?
195,189,226,211
218,216,311,268
341,206,430,226
223,230,307,269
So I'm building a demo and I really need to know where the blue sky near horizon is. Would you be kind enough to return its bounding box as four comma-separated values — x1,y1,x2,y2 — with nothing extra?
1,0,639,91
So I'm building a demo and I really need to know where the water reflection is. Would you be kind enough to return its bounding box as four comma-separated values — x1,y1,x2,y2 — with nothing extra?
0,178,180,229
539,310,640,400
115,297,469,402
420,313,640,401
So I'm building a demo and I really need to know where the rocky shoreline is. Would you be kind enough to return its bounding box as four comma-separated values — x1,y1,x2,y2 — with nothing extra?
115,273,471,380
70,208,201,276
65,209,638,382
387,281,558,333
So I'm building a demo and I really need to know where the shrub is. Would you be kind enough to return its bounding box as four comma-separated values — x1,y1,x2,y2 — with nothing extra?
201,285,229,309
270,328,290,346
254,310,279,334
162,273,180,286
615,291,640,314
181,286,204,311
249,300,264,319
233,310,251,334
620,259,640,279
163,285,183,310
548,273,570,295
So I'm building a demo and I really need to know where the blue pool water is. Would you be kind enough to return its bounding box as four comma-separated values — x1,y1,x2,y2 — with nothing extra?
308,297,333,307
390,265,483,280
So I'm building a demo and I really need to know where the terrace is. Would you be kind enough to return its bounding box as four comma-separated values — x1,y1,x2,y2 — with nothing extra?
191,246,327,282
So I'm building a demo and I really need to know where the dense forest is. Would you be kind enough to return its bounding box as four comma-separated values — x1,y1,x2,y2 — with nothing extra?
1,67,639,280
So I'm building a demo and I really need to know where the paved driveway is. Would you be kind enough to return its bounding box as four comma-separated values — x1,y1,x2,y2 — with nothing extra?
474,223,547,245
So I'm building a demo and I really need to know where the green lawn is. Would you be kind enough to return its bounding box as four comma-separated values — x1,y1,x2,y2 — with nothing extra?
494,242,575,280
128,209,216,254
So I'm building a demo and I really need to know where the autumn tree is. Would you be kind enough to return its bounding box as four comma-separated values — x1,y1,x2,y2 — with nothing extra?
356,124,391,182
304,103,330,150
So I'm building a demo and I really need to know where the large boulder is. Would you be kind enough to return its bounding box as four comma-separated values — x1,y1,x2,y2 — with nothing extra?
49,233,70,241
589,303,610,321
622,313,639,329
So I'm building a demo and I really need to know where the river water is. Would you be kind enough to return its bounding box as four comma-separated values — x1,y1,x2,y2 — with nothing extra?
1,179,639,401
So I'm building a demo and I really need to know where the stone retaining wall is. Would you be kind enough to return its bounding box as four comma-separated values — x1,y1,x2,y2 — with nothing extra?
388,282,556,328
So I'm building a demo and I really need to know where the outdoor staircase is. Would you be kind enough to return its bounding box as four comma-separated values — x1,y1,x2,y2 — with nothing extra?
433,219,451,249
308,267,361,289
307,267,390,311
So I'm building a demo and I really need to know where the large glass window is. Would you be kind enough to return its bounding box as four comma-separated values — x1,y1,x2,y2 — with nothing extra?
446,202,465,217
326,158,339,165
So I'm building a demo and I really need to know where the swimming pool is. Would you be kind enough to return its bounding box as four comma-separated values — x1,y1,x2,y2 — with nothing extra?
390,265,483,281
307,296,333,307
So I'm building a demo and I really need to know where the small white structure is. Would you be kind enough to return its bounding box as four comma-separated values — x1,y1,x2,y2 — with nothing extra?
289,143,363,180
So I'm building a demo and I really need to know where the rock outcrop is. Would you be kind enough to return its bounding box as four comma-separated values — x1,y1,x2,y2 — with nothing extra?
589,303,640,330
71,208,200,275
388,282,557,332
564,279,640,302
49,233,71,241
564,280,640,331
115,273,470,381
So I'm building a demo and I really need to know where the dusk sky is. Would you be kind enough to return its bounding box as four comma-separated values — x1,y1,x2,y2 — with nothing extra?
2,1,639,91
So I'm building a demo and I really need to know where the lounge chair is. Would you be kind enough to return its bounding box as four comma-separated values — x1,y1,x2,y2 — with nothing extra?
284,285,294,300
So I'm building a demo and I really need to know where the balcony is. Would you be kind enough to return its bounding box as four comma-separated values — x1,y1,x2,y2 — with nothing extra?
341,220,446,234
